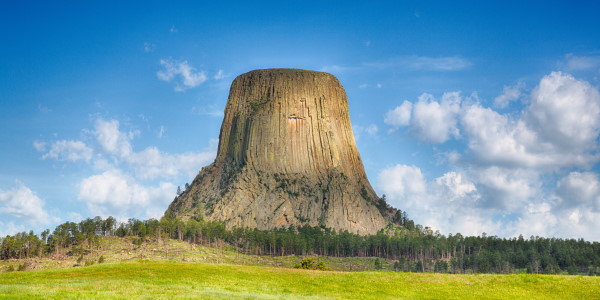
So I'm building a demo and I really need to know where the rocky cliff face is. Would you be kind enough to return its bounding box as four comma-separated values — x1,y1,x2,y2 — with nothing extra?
166,69,398,235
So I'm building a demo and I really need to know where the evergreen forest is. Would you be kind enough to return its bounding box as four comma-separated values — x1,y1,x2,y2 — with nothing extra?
2,214,599,275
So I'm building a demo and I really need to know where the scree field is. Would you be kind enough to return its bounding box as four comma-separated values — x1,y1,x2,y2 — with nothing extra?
1,260,599,299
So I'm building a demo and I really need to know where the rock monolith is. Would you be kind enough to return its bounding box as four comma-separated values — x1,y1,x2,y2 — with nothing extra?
166,69,398,235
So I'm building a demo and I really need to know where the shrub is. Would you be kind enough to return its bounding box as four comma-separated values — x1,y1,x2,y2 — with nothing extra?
295,257,315,269
98,256,105,264
17,262,29,271
294,257,327,271
374,258,383,270
132,237,144,246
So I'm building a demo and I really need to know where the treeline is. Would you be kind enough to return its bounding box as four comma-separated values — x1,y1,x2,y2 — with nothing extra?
1,216,599,275
0,216,117,259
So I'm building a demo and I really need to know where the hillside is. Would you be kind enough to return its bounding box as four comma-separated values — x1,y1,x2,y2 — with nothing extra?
2,216,600,275
0,236,385,273
2,228,600,299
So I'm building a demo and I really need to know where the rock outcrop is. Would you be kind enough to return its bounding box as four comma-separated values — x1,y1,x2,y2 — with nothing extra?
166,69,398,235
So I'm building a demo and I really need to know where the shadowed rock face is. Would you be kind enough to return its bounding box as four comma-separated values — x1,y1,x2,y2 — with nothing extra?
166,69,396,235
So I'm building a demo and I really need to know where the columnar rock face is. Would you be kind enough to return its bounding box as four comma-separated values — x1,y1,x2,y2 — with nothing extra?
166,69,397,235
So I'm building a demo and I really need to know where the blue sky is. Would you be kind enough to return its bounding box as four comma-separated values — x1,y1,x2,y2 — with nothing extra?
2,1,600,240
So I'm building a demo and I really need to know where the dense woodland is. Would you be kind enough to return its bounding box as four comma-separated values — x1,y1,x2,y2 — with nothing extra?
1,214,599,275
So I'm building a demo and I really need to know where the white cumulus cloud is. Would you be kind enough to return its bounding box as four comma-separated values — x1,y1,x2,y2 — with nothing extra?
378,165,427,209
128,146,215,180
378,165,495,236
475,167,539,211
411,92,461,143
35,117,217,220
555,172,600,211
78,170,176,220
381,71,600,241
386,72,600,169
0,221,27,237
93,119,137,159
461,104,539,167
462,72,600,169
385,92,462,143
0,182,58,226
90,118,217,180
525,72,600,153
435,172,477,201
384,100,412,128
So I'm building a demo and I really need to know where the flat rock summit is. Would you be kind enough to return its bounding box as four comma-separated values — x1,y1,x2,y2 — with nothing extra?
166,69,399,235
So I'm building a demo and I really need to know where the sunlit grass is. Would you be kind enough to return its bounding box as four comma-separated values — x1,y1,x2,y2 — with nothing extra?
1,260,598,299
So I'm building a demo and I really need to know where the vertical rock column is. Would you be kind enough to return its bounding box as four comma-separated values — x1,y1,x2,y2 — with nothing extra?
166,69,391,235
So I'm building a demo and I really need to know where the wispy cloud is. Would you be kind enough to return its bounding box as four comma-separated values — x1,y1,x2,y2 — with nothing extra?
192,104,224,117
157,58,208,92
353,124,379,141
157,125,166,139
365,55,472,71
322,55,472,75
319,65,358,74
143,42,155,53
564,53,600,71
494,81,525,108
41,140,93,162
33,140,47,152
358,83,383,89
37,117,216,182
37,104,51,113
214,69,225,80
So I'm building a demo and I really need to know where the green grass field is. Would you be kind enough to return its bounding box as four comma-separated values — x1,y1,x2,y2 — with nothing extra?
1,260,599,299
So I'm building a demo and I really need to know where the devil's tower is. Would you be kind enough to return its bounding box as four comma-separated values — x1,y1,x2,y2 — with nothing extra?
166,69,397,235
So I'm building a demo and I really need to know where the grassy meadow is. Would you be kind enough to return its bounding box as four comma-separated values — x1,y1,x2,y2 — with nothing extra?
1,237,599,299
1,259,599,299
